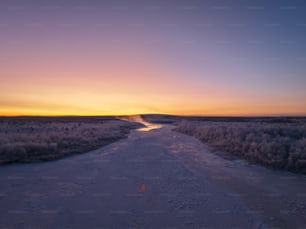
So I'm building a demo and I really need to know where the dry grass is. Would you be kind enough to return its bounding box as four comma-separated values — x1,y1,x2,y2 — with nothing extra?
175,120,306,173
0,117,141,164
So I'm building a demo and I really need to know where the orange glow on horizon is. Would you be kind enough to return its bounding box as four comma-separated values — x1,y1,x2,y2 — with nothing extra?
1,37,306,117
1,101,306,117
1,1,306,118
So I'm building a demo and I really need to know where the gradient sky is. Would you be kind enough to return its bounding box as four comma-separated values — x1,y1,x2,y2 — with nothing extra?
1,0,306,116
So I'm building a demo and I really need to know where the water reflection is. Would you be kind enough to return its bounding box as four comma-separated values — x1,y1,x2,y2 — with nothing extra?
137,123,162,132
119,115,162,132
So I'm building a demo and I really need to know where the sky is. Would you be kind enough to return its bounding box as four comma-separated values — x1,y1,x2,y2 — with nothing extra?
1,0,306,116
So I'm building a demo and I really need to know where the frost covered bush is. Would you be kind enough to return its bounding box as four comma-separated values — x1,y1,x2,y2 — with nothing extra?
175,120,306,173
0,118,140,164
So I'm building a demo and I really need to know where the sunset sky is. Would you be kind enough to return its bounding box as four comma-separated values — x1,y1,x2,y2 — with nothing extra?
1,0,306,116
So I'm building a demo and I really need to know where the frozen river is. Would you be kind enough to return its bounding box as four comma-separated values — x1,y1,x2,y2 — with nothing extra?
0,125,305,228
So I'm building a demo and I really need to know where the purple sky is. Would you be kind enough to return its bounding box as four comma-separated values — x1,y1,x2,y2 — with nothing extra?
1,0,306,115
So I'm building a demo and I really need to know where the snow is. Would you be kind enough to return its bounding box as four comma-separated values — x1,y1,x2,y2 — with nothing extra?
0,125,305,228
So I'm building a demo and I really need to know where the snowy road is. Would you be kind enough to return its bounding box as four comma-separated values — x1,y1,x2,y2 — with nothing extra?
0,125,305,228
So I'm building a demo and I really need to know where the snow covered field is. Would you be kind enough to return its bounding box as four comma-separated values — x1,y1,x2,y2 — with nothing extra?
0,125,305,228
175,120,306,173
0,117,141,164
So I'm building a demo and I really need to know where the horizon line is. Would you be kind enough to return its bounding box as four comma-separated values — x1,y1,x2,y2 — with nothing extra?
1,113,306,118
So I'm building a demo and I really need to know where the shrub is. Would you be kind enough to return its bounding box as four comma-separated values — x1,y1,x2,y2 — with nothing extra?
0,118,140,164
175,120,306,173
